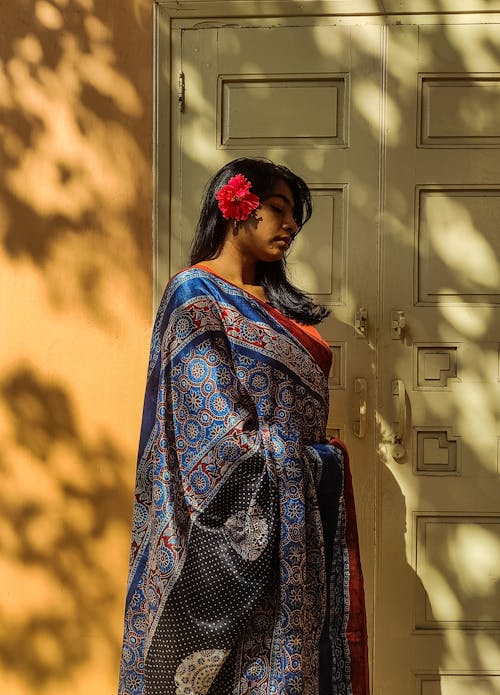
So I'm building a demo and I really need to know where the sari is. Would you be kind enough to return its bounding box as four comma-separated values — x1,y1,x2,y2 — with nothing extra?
118,266,369,695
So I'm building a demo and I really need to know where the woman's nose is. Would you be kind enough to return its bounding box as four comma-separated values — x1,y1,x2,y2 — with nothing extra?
283,214,298,234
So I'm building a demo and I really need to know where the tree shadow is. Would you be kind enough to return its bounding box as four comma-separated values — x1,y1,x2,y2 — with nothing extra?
0,0,152,325
1,1,153,693
0,365,132,690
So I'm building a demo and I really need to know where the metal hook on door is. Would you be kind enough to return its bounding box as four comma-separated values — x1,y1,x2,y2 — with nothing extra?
391,379,407,460
353,377,367,438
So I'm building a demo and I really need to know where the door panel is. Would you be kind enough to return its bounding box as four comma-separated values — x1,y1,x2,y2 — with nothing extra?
377,22,500,695
169,21,380,666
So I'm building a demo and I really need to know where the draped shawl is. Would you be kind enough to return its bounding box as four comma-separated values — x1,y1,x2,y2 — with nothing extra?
118,267,369,695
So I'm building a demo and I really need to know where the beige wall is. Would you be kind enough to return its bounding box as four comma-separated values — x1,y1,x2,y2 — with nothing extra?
0,1,153,693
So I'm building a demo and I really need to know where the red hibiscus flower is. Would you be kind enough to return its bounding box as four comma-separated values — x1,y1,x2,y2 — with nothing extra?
215,174,260,221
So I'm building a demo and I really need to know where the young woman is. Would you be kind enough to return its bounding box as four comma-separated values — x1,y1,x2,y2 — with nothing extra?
118,158,369,695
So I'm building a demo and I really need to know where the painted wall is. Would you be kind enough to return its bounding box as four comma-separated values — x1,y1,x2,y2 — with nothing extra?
0,1,153,693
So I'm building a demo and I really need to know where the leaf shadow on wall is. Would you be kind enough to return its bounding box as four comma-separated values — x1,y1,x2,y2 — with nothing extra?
0,0,151,325
0,365,132,688
0,0,152,691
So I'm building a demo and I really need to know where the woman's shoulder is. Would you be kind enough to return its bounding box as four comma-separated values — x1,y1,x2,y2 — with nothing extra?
167,265,215,290
153,265,223,334
170,265,208,284
158,265,220,308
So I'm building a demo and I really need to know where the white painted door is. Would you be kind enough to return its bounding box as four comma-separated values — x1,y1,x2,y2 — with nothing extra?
377,21,500,695
158,12,500,694
167,21,381,662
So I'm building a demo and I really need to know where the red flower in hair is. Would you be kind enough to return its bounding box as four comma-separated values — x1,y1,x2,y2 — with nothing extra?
215,174,260,221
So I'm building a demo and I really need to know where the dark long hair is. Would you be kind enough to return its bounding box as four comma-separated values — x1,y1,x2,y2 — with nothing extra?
190,157,330,325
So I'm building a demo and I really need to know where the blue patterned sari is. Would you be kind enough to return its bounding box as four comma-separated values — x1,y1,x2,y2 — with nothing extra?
119,267,368,695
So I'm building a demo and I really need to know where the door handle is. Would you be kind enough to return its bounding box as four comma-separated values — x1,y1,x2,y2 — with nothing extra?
353,377,367,438
391,379,407,460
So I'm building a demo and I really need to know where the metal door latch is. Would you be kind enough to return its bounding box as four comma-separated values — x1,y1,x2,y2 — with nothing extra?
391,310,406,340
355,307,368,338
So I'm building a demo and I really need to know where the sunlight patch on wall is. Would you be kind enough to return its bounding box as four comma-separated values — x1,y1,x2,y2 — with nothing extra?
0,2,150,321
35,1,64,30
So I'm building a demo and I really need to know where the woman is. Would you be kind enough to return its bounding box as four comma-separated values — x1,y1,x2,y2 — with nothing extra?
119,158,369,695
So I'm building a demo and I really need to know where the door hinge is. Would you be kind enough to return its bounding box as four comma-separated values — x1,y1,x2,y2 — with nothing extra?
178,71,185,112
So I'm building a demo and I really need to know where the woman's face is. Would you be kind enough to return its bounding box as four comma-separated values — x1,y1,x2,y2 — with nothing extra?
228,179,299,264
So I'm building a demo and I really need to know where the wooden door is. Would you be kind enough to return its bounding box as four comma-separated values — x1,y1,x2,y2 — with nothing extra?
377,21,500,695
167,18,380,670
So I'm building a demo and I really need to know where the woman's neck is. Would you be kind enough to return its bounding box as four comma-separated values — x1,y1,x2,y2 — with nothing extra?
196,252,267,302
199,244,256,287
